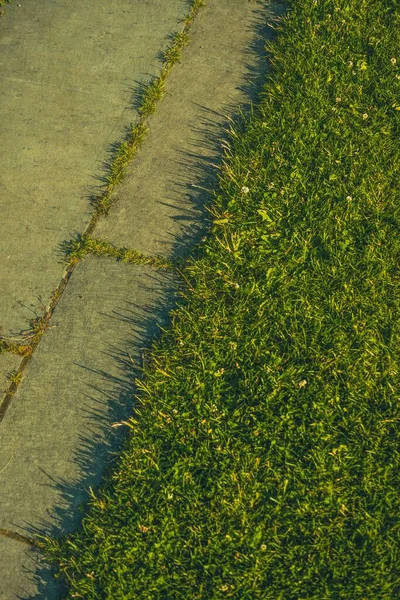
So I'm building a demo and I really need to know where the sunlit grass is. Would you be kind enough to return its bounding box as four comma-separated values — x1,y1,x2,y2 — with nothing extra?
39,0,400,597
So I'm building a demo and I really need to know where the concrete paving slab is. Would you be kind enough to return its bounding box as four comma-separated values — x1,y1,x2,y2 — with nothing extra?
0,256,181,598
0,0,188,336
0,535,65,600
95,0,288,261
0,352,21,398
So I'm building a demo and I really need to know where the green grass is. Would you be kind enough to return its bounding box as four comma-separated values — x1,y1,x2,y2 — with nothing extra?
39,0,400,597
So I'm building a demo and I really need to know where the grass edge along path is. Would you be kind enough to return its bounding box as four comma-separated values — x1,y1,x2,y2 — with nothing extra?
0,0,206,420
37,0,400,597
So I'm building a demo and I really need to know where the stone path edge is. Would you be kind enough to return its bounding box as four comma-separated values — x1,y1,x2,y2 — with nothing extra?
0,0,206,426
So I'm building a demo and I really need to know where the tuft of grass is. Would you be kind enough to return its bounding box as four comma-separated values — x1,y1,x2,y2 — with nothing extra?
39,0,400,598
6,369,23,385
0,336,33,357
92,121,150,218
64,233,176,270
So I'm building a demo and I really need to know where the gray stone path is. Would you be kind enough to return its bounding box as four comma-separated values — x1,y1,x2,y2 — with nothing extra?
1,258,180,599
0,0,287,597
0,0,187,336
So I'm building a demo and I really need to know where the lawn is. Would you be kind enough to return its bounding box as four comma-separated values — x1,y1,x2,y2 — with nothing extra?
40,0,400,597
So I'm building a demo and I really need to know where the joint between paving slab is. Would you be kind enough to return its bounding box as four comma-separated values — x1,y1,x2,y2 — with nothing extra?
80,0,206,234
0,265,74,423
0,0,206,423
0,338,33,356
0,528,43,549
63,234,181,270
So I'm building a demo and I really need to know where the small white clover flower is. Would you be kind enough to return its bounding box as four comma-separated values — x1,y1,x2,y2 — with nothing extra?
346,195,352,201
241,186,250,194
335,97,342,103
260,544,267,551
391,57,397,65
362,113,368,119
298,379,308,388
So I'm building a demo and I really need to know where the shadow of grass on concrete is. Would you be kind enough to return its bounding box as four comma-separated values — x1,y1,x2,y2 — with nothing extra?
77,0,289,266
131,0,289,266
14,268,184,599
14,2,290,597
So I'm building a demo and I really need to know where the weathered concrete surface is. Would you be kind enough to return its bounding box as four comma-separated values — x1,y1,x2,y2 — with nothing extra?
0,1,290,596
0,257,181,598
95,0,288,261
0,353,20,398
0,0,188,336
0,536,65,600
